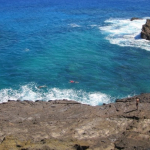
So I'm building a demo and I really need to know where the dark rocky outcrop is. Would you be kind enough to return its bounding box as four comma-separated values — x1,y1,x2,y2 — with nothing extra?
0,93,150,149
74,144,89,150
141,19,150,40
130,17,142,21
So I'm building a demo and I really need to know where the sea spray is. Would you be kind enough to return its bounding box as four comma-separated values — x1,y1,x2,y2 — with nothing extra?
99,18,150,51
0,83,111,106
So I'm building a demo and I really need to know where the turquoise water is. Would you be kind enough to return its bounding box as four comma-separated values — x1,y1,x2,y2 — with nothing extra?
0,0,150,105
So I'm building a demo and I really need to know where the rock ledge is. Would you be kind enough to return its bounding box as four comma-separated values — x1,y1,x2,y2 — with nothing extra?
0,93,150,150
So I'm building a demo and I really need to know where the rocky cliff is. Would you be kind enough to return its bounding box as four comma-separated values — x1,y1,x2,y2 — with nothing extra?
141,19,150,40
0,93,150,150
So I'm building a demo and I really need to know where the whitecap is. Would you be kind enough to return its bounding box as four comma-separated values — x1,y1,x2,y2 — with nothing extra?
99,18,150,51
69,23,81,28
0,83,111,106
89,24,98,27
24,48,30,52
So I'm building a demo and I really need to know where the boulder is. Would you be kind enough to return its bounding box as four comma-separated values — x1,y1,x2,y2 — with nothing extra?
141,19,150,40
130,17,142,21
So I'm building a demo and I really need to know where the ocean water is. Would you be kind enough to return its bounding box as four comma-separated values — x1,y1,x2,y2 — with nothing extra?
0,0,150,105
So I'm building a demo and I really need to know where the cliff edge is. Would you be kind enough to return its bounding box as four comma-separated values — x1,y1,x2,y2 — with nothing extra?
0,93,150,150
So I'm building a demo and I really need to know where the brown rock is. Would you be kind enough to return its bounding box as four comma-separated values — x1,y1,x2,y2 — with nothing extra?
141,19,150,40
0,93,150,149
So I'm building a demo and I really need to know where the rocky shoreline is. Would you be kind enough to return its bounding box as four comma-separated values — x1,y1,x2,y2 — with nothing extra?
130,17,150,41
0,93,150,150
141,19,150,40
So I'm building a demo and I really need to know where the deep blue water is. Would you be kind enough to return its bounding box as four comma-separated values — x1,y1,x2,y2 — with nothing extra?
0,0,150,105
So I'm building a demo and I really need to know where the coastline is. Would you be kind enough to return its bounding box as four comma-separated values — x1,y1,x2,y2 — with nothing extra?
0,93,150,150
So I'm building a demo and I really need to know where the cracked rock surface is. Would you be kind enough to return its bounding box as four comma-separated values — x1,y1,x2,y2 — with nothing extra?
0,93,150,150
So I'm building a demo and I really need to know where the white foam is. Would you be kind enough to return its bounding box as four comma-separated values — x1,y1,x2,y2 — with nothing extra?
89,24,98,27
99,18,150,51
0,83,111,106
69,23,81,28
24,48,30,52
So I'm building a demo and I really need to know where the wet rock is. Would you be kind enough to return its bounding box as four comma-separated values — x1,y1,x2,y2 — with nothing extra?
130,17,142,21
141,19,150,40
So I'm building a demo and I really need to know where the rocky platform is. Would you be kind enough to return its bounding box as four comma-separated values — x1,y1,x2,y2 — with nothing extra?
0,93,150,150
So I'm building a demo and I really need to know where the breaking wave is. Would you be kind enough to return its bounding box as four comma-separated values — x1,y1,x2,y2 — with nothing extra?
99,18,150,51
0,83,111,106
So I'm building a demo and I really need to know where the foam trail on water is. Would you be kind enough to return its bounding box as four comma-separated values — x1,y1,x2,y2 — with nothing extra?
99,18,150,51
69,23,81,28
0,83,111,106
